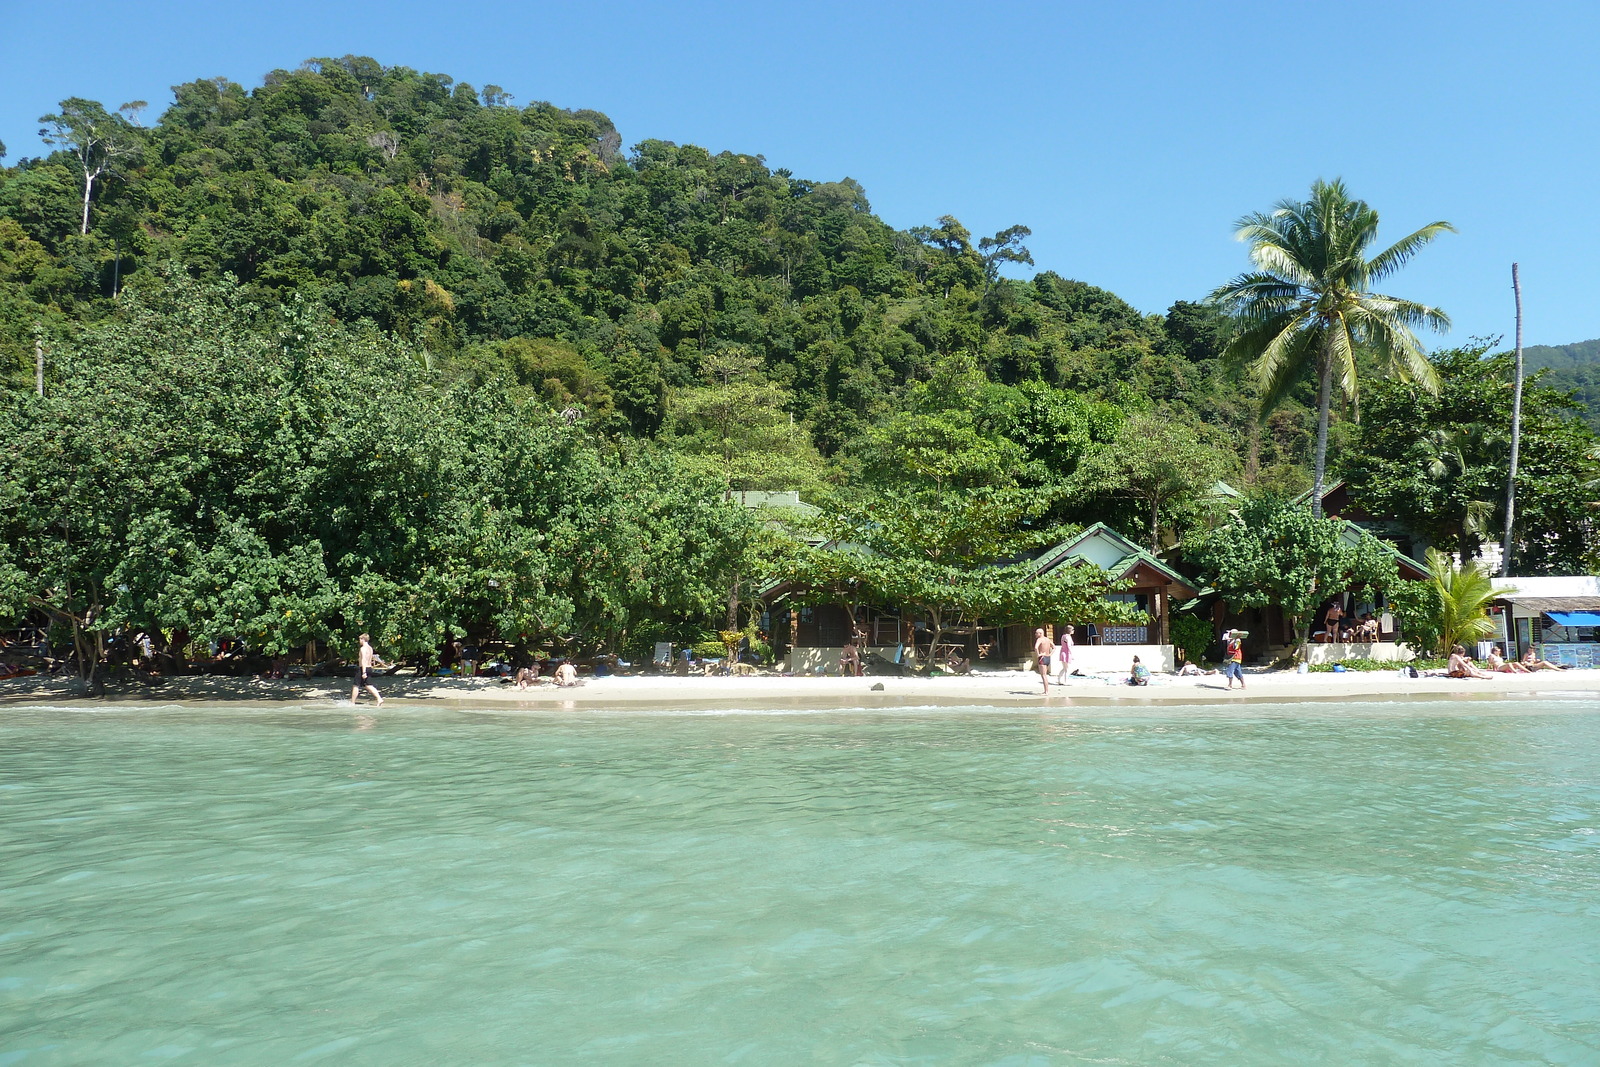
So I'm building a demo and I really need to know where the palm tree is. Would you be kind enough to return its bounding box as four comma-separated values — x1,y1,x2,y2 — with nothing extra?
1210,179,1454,517
1425,547,1510,655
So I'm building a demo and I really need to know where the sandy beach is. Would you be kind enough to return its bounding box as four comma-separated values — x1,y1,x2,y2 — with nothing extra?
4,666,1597,711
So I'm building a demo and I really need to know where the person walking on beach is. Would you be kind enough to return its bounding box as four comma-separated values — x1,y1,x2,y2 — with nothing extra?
352,633,385,705
1054,626,1075,683
1223,629,1246,690
1033,628,1054,694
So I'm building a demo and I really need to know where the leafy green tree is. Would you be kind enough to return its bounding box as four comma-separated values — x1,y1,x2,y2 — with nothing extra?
0,276,755,682
1342,344,1600,573
1210,179,1453,517
849,353,1024,490
1184,496,1399,660
1071,415,1232,550
665,347,825,496
37,98,141,235
977,224,1033,288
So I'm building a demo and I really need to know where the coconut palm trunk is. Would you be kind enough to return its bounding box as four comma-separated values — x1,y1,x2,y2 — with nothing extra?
1311,344,1336,519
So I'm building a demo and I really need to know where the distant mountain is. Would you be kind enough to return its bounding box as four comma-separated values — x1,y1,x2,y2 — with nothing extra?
1525,338,1600,371
1523,338,1600,431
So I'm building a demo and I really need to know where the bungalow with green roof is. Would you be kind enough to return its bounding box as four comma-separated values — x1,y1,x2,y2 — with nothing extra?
997,522,1199,673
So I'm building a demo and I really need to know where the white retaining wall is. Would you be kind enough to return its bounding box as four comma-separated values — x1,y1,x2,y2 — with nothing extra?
1299,641,1415,665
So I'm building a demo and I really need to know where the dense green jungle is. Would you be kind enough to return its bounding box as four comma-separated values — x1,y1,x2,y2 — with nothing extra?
2,56,1595,673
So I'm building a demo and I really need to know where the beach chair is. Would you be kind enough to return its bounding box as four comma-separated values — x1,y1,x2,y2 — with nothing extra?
652,642,673,671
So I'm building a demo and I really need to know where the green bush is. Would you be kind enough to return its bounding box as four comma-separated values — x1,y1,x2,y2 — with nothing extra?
1169,612,1215,666
1308,657,1447,672
692,639,728,659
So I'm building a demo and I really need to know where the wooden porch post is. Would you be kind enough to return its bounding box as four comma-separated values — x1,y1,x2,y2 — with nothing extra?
1157,588,1170,645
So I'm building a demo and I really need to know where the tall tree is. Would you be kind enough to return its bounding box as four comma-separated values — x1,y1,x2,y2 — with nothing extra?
1210,179,1453,517
664,347,825,497
1071,415,1232,550
1185,496,1399,660
37,98,140,235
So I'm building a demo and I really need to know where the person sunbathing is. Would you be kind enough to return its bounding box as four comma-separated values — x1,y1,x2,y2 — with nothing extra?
1520,648,1564,671
1447,645,1494,679
1486,646,1530,673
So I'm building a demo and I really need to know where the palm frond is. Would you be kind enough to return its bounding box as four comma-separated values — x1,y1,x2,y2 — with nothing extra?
1349,304,1441,394
1247,243,1318,288
1360,292,1452,334
1208,274,1307,319
1254,319,1321,415
1366,221,1457,281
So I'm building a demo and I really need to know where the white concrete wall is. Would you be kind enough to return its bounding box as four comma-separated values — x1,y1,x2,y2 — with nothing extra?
1300,641,1415,665
1049,644,1175,674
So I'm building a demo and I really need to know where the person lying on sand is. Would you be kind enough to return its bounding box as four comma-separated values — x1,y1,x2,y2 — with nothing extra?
1177,662,1218,677
1521,648,1565,671
1447,645,1494,679
1486,646,1530,673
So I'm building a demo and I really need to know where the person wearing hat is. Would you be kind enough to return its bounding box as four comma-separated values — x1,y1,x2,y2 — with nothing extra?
1222,629,1246,690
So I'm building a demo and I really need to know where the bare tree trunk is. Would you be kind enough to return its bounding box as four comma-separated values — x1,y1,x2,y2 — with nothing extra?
923,609,943,675
35,336,44,397
1502,263,1524,578
1310,350,1335,519
725,571,740,631
81,174,93,235
1149,496,1160,553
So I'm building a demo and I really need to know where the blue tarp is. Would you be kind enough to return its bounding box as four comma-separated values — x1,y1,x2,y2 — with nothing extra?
1547,611,1600,627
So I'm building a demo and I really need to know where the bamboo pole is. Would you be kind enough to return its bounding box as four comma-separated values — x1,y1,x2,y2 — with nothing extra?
1502,264,1523,578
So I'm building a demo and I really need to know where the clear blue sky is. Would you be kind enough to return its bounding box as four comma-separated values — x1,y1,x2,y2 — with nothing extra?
3,0,1595,347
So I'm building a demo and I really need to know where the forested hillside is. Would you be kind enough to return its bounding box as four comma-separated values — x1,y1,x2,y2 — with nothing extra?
2,56,1595,674
1524,339,1600,431
0,54,1315,497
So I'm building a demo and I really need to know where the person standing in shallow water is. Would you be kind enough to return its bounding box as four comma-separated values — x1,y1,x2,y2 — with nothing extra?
1033,628,1054,694
352,633,385,706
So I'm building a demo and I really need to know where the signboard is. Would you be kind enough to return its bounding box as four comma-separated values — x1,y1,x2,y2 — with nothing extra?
1540,643,1600,669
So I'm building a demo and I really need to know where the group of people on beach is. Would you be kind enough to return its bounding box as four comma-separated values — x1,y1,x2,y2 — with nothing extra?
349,634,584,704
1448,644,1565,679
1031,625,1249,693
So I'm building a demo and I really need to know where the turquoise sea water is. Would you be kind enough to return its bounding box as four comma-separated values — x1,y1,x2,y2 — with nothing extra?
2,700,1598,1065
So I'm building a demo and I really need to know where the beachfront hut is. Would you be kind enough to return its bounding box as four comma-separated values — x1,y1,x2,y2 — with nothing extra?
998,523,1198,673
1490,575,1600,667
